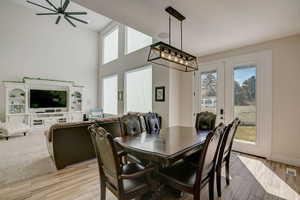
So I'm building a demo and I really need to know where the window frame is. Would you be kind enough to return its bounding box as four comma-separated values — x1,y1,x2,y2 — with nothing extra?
102,25,119,65
124,26,153,55
102,74,118,115
124,65,153,112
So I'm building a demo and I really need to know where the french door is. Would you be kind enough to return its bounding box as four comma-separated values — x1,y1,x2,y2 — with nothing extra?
194,51,272,158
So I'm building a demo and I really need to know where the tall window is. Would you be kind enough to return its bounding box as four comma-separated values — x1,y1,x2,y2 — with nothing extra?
103,27,119,64
125,26,152,54
125,66,152,112
102,75,118,115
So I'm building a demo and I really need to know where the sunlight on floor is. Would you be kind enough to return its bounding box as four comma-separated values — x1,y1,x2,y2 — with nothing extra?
238,155,299,200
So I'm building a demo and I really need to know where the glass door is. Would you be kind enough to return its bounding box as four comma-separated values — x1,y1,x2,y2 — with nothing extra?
195,51,272,157
195,62,225,125
225,51,272,157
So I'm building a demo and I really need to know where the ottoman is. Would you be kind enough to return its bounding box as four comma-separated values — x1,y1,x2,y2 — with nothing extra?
0,122,30,140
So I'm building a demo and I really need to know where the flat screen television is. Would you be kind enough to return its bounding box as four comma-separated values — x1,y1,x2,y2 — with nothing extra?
30,89,67,108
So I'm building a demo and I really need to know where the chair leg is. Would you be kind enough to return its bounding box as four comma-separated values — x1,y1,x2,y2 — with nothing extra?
24,132,26,136
216,166,222,198
6,137,8,141
209,172,215,200
225,157,230,185
100,181,106,200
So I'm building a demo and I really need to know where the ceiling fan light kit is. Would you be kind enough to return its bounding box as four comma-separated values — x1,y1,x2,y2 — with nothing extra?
148,6,198,72
26,0,88,27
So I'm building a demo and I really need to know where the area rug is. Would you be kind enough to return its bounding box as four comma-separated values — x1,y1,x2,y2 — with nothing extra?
0,130,56,184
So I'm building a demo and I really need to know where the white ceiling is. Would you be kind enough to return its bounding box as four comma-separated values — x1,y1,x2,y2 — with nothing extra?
11,0,111,31
73,0,300,56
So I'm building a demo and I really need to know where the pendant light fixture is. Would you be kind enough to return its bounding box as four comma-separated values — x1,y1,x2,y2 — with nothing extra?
147,6,198,72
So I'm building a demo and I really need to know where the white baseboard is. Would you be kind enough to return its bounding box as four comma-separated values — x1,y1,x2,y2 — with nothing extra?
269,155,300,167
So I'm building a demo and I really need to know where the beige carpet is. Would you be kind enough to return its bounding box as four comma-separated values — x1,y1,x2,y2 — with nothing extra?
0,130,56,184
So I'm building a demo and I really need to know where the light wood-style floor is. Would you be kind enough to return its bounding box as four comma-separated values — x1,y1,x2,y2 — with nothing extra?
0,153,299,200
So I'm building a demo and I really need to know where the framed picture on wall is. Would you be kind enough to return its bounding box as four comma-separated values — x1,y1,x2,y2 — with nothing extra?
155,86,165,102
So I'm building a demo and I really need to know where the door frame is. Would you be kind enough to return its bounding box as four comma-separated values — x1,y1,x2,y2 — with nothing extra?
193,50,272,158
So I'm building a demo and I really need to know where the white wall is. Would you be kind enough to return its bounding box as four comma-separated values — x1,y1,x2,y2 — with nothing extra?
169,70,181,126
0,1,99,121
179,35,300,166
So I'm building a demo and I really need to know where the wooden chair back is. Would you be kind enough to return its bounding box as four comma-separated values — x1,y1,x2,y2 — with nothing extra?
88,124,122,190
195,123,225,188
195,112,216,131
144,112,161,134
120,114,143,136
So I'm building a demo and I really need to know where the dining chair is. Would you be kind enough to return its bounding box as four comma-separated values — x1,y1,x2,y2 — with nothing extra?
159,123,226,200
88,124,154,200
120,113,143,136
120,113,148,164
195,112,216,131
144,112,161,134
216,118,240,198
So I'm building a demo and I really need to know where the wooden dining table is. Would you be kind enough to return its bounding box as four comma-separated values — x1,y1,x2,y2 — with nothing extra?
114,126,210,199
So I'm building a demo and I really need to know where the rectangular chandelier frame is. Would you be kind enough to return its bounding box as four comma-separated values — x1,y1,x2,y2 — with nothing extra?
148,41,198,72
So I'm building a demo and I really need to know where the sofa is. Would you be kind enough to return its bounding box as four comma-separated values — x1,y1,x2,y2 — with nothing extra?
45,112,161,169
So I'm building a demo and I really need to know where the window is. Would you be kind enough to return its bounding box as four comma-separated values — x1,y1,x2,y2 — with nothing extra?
200,71,217,114
125,26,152,54
234,66,257,142
102,75,118,115
103,27,119,64
125,66,152,112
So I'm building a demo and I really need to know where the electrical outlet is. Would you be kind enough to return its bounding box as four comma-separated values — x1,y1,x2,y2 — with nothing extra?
286,168,297,176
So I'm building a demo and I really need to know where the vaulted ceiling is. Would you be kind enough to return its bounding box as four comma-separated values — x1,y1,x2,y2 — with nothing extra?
74,0,300,56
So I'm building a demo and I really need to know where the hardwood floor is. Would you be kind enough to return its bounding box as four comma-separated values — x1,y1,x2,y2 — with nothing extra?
0,153,299,200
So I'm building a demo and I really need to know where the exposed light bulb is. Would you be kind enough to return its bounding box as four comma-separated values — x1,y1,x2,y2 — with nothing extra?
185,61,189,65
161,52,165,58
168,54,172,60
174,57,178,62
180,59,184,64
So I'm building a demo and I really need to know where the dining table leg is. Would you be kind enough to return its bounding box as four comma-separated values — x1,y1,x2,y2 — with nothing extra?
142,162,164,200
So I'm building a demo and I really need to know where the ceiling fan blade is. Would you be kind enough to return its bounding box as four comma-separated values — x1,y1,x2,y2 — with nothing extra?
65,12,87,15
64,16,76,27
62,0,70,11
36,12,58,15
45,0,57,10
55,16,61,24
66,15,88,24
26,1,56,12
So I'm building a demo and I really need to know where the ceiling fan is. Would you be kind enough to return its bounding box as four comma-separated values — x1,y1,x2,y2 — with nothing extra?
26,0,88,27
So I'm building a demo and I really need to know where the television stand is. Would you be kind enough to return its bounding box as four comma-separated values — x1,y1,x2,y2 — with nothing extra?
30,112,70,129
3,77,84,130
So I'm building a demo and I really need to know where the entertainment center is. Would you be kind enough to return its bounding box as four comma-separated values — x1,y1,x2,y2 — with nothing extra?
4,77,84,130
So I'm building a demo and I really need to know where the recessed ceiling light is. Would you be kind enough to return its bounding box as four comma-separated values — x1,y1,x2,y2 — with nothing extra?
158,32,169,39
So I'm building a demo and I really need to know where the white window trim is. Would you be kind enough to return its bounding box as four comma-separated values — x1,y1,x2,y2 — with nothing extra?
101,24,119,65
124,65,152,112
124,26,153,55
102,74,118,115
